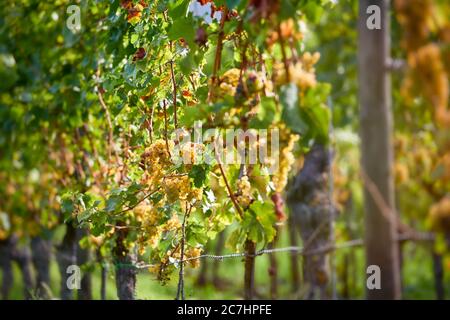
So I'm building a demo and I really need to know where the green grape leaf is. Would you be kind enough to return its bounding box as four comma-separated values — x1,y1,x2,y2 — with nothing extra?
168,17,195,45
189,164,210,188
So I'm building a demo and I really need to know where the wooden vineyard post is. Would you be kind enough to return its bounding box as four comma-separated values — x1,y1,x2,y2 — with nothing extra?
358,0,402,299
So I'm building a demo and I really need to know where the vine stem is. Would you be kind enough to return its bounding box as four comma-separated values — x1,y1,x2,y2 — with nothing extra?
214,143,244,219
268,225,280,299
244,239,256,300
163,9,178,128
205,7,242,219
162,99,172,157
116,186,161,215
96,69,120,168
277,23,290,83
208,7,228,103
148,105,154,144
169,42,178,128
176,205,191,300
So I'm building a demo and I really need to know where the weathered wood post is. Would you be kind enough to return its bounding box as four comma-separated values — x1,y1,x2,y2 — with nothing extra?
358,0,401,299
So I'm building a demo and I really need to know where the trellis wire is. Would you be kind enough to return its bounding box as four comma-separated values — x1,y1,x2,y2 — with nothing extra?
128,245,342,271
58,232,433,271
122,232,433,271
